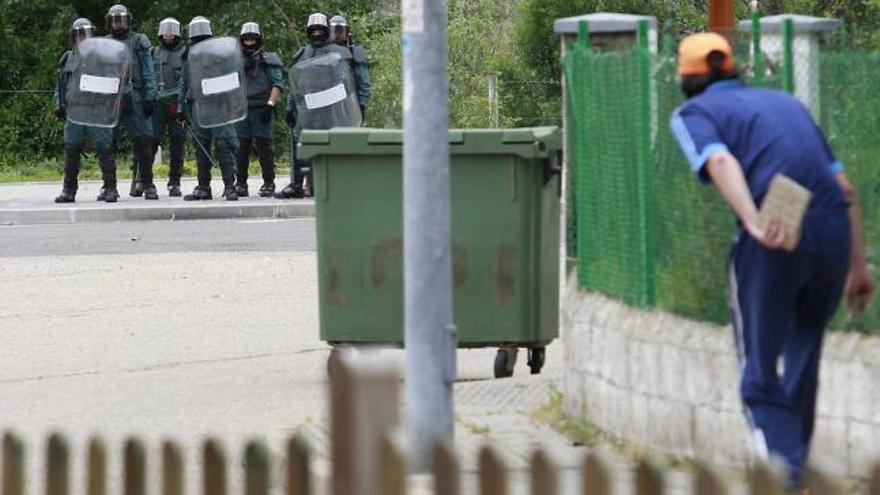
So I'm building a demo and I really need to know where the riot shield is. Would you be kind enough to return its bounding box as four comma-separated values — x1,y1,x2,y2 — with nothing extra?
188,36,247,128
290,51,362,130
66,38,128,128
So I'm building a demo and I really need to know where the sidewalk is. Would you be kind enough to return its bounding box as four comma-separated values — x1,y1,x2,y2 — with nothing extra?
0,179,314,225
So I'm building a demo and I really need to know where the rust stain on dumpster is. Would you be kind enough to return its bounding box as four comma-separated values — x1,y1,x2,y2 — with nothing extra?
371,238,402,288
494,244,516,305
370,238,469,290
326,246,348,307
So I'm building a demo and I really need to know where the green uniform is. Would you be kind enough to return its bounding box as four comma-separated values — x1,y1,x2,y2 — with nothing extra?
283,41,365,193
151,42,186,187
109,30,157,188
54,50,116,195
235,48,284,190
178,46,238,191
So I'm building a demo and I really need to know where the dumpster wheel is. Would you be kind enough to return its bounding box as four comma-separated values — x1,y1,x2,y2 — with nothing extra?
493,347,518,378
527,347,546,375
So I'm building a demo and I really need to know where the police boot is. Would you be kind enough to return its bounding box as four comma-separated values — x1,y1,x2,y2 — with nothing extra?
96,147,119,202
256,138,276,197
54,189,76,203
55,146,81,203
274,183,304,199
129,153,142,197
167,135,184,197
184,186,212,201
136,138,158,200
235,138,251,197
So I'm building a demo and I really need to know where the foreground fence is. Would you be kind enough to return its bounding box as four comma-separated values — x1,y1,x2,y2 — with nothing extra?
4,431,879,494
2,354,879,494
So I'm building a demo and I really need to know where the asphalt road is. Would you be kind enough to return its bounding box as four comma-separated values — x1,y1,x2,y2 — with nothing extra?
0,217,584,494
0,218,316,257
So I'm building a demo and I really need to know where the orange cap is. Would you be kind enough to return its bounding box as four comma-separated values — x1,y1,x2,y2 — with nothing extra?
677,32,735,76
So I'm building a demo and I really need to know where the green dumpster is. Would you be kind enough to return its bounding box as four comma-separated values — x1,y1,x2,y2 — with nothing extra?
299,127,562,378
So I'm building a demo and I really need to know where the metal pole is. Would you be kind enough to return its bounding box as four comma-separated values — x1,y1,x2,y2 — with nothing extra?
402,0,457,472
486,73,499,128
708,0,735,37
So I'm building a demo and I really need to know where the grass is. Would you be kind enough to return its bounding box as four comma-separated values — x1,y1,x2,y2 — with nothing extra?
531,385,700,471
454,414,492,438
0,156,291,184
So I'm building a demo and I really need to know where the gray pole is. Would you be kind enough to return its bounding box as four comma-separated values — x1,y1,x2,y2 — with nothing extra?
402,0,457,472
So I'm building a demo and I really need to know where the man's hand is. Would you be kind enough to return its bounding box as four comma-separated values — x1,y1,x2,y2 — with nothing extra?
176,111,187,124
845,260,874,316
743,215,787,250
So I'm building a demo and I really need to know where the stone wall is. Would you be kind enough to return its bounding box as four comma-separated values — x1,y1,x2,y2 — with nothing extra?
562,276,880,479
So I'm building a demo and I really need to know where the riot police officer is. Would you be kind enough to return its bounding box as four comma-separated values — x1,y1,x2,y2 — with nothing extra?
151,18,187,197
53,18,119,203
329,15,372,119
275,13,363,199
177,16,241,201
234,22,285,198
105,4,159,200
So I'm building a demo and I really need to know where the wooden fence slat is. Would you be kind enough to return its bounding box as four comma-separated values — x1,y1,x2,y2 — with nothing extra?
530,450,559,495
582,452,611,495
46,433,69,495
693,463,726,495
331,352,400,495
2,432,25,495
432,443,459,495
124,438,147,495
203,439,227,495
478,446,508,495
286,435,311,495
635,459,663,495
869,463,880,495
244,441,271,495
377,436,406,495
804,466,839,495
162,441,184,495
86,438,106,495
748,463,786,495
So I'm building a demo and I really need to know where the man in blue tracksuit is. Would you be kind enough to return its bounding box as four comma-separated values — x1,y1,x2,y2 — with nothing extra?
670,33,873,488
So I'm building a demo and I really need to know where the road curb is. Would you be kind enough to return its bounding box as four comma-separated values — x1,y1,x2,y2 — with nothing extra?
0,201,314,225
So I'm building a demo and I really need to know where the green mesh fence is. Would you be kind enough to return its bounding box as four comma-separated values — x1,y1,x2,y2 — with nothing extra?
563,20,880,332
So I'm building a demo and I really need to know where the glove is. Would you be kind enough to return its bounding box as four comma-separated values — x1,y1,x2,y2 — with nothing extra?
54,106,66,119
176,111,187,124
260,105,274,123
142,100,155,117
359,105,366,121
285,109,296,127
164,100,178,115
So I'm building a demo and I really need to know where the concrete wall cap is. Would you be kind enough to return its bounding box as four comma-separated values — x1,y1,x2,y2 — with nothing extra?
554,12,658,35
738,14,841,33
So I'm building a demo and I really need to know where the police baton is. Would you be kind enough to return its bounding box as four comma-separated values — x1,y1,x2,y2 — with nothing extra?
183,122,219,170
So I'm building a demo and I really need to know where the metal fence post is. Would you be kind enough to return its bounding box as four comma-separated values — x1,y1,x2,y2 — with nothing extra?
637,19,656,306
751,12,764,86
782,18,795,93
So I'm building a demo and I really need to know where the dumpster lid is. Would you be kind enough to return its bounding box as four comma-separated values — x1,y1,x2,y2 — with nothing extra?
299,127,561,159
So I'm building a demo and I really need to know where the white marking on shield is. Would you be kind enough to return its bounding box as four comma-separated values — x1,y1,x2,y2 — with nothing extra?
201,73,240,96
80,75,120,95
305,84,347,110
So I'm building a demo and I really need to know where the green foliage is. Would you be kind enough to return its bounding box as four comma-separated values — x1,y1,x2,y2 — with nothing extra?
2,0,880,177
